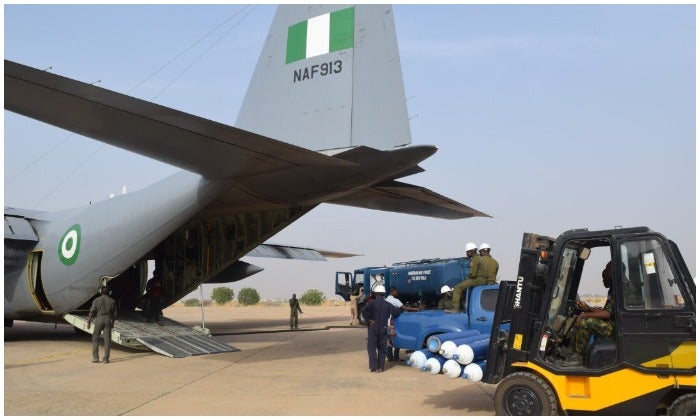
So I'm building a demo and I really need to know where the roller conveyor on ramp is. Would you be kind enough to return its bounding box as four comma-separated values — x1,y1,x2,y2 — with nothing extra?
64,313,239,358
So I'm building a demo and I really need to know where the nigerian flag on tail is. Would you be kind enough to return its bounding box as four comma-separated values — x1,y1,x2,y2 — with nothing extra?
286,7,355,64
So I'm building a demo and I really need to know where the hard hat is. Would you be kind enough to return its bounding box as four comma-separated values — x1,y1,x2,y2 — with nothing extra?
465,242,478,252
440,285,452,294
478,242,491,251
373,285,386,294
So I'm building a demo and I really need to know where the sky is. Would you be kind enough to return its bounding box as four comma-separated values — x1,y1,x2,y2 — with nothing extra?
4,3,696,302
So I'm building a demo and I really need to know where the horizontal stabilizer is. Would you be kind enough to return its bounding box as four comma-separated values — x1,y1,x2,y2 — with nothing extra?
204,261,265,284
328,180,491,219
246,243,360,261
4,60,353,180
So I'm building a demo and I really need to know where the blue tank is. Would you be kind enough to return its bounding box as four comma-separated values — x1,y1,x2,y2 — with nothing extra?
362,257,470,307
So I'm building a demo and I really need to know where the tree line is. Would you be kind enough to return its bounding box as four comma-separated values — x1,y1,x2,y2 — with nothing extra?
183,287,326,306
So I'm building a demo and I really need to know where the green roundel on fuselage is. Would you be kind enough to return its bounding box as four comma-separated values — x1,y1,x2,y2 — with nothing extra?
58,224,81,266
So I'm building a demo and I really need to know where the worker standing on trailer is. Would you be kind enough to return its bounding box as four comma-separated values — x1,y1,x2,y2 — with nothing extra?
451,242,484,310
478,243,499,284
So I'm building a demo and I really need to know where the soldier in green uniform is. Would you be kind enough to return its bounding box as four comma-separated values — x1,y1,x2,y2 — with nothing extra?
87,286,118,363
437,285,453,310
289,293,303,330
564,261,615,366
451,242,484,310
478,243,499,284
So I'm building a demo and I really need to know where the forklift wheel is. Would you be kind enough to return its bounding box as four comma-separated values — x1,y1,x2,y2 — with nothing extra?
667,393,695,416
495,371,559,416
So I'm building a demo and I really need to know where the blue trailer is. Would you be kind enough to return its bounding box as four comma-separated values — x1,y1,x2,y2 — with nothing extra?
335,257,471,308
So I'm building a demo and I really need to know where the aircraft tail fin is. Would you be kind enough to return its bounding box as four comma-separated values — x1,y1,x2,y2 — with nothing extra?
236,5,411,152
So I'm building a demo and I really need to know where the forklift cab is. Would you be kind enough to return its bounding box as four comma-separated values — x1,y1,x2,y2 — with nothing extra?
485,227,696,415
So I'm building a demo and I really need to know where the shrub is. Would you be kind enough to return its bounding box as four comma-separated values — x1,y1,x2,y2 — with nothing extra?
183,298,200,307
211,287,234,305
237,287,261,306
300,289,325,306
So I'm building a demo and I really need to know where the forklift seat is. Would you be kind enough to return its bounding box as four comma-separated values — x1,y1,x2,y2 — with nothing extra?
586,339,616,368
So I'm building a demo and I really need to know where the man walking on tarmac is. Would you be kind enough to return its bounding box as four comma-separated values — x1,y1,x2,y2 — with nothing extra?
289,293,303,330
87,286,118,364
362,285,401,373
451,242,483,311
350,287,363,326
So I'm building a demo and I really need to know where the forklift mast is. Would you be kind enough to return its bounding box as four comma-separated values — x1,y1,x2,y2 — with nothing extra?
483,232,555,383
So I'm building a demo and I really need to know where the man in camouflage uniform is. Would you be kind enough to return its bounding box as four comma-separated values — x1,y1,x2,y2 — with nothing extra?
565,261,615,366
451,242,486,310
289,293,303,330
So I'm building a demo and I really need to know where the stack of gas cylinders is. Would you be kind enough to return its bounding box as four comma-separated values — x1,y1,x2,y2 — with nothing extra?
405,330,489,382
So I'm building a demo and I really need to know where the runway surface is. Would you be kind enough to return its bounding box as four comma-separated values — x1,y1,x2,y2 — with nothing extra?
4,304,496,416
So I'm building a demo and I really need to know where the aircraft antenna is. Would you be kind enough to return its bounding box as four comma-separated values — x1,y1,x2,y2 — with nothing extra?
153,5,258,100
130,4,257,95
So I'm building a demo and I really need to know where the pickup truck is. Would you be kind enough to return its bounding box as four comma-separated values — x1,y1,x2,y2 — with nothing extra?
391,284,502,351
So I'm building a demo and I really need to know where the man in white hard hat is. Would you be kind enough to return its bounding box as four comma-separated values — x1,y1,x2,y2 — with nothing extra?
451,242,486,311
478,243,499,284
361,285,401,373
437,285,453,310
385,287,419,362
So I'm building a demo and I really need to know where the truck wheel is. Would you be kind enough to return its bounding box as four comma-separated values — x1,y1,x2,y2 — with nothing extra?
668,393,695,416
495,372,559,416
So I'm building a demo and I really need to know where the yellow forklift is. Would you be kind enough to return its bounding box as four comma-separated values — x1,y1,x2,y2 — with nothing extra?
484,227,695,415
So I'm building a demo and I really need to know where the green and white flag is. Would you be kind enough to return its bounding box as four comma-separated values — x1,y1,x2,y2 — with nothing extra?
286,7,355,64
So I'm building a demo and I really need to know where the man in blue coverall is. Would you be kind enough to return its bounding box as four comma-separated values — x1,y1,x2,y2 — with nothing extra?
361,285,402,373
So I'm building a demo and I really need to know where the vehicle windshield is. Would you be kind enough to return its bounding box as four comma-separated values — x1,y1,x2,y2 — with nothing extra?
547,246,580,324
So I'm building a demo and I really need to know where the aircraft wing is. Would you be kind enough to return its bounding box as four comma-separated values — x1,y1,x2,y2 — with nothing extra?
246,244,360,261
327,180,491,219
4,60,353,180
6,59,489,221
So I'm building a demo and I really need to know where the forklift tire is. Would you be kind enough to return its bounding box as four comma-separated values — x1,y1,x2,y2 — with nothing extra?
495,371,559,416
667,393,695,416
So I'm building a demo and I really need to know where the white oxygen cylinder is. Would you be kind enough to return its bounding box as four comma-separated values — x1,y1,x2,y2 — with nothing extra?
454,344,475,365
461,361,486,383
441,359,463,378
423,357,445,374
407,349,431,370
438,340,458,359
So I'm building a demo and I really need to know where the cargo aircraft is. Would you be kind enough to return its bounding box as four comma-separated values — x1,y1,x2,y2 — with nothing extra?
4,5,488,356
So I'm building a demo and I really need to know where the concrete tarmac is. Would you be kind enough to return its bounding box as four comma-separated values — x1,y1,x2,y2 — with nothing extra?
4,304,496,416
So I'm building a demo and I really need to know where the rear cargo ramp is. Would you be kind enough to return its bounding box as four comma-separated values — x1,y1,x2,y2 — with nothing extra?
64,313,239,358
